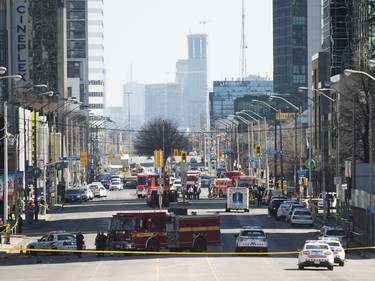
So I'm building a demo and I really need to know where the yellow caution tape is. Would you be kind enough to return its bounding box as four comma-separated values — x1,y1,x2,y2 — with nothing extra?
0,245,374,256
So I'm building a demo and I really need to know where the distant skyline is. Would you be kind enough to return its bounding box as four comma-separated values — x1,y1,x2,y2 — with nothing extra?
104,0,273,106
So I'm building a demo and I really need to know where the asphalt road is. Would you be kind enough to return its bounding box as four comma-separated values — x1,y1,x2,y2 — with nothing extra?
0,188,374,281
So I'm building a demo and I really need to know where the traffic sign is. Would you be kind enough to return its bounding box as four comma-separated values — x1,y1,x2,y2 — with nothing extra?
305,159,315,168
55,162,64,170
59,156,80,161
31,167,42,178
263,150,284,154
297,170,307,178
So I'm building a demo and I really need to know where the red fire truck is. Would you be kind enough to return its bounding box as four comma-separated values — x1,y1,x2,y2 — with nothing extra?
136,173,159,198
107,211,221,252
223,171,244,187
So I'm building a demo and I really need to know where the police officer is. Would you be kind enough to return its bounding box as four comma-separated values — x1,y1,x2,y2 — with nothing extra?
75,231,85,258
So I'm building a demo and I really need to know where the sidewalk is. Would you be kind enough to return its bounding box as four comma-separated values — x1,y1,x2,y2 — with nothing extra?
0,204,60,258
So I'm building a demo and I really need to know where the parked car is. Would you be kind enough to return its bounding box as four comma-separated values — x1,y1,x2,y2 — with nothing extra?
289,208,314,227
318,226,349,248
285,203,305,222
80,186,94,200
100,179,111,189
99,186,107,197
234,226,268,253
173,178,182,196
276,203,292,221
124,176,137,189
317,238,345,266
88,184,101,198
297,240,334,270
64,188,83,203
110,181,123,191
268,197,286,217
27,231,86,256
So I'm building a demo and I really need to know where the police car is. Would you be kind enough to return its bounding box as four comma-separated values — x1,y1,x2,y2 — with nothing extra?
235,226,268,253
27,231,85,255
318,238,345,266
298,240,334,270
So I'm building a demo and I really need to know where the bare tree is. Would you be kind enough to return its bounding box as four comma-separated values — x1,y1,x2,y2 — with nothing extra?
335,73,375,163
133,118,189,158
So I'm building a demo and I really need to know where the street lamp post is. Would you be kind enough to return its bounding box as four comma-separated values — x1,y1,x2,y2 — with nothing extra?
227,117,240,170
1,70,22,223
236,112,259,176
299,87,336,216
270,96,300,195
240,110,269,186
229,114,251,175
252,100,280,188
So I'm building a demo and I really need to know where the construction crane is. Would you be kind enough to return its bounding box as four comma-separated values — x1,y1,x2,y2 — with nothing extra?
199,19,212,33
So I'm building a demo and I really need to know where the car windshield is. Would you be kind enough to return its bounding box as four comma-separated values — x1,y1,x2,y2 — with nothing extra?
57,234,76,241
66,189,80,195
109,218,136,231
294,210,310,215
241,231,265,237
326,229,346,236
306,244,329,250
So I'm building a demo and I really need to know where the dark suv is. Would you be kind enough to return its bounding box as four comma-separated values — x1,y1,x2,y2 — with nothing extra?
268,197,286,217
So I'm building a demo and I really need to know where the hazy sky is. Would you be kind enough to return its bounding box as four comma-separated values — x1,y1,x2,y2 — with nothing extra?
104,0,273,106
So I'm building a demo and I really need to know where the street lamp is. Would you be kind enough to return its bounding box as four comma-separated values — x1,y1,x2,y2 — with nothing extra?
252,99,281,188
227,116,240,171
240,110,269,186
270,95,300,196
1,70,22,223
298,86,337,216
344,68,375,247
230,114,252,176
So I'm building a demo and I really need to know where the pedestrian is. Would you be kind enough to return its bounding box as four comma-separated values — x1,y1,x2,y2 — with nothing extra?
95,231,101,256
99,231,107,256
17,215,23,233
75,231,85,258
188,185,194,199
196,186,201,199
257,193,262,207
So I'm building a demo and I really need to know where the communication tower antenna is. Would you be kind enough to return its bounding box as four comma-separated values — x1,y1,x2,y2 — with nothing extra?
239,0,247,81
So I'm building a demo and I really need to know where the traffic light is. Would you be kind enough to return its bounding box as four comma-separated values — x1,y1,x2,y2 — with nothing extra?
173,148,179,156
181,151,187,164
80,152,87,166
218,149,223,158
255,144,262,158
154,150,164,167
164,175,170,187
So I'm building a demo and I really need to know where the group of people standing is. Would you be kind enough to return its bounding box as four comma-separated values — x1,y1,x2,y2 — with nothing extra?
186,185,201,200
95,231,107,257
74,231,108,258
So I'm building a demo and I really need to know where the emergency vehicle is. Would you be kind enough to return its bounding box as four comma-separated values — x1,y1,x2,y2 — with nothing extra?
225,187,250,212
107,211,221,252
184,171,201,195
136,173,159,198
223,171,243,187
236,175,259,188
213,178,232,198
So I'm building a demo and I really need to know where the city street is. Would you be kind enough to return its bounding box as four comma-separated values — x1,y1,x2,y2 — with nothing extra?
0,188,374,280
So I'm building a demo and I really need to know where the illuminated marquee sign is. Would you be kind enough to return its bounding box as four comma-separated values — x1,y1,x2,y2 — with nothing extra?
12,0,29,84
275,112,297,120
